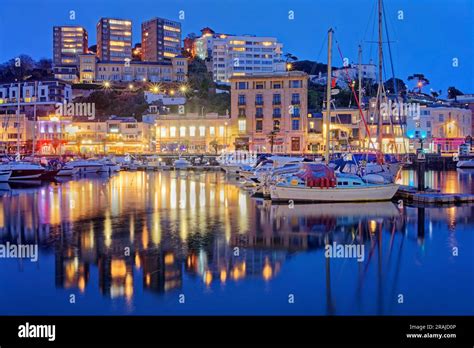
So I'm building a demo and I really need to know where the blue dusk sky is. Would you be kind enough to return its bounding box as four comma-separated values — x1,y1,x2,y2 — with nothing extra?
0,0,472,95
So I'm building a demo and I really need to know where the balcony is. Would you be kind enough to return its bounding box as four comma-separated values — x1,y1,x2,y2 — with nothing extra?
272,100,281,105
291,99,301,105
255,100,264,106
238,100,246,106
255,113,264,119
272,113,281,118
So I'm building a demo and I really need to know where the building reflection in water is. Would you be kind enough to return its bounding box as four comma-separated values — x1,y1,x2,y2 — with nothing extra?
0,171,473,313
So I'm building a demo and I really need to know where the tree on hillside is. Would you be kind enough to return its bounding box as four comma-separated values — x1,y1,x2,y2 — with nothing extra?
407,73,430,93
284,53,298,63
384,77,407,95
447,86,463,100
74,90,148,118
293,60,327,75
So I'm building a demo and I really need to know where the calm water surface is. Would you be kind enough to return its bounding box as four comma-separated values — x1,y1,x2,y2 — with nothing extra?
0,169,473,315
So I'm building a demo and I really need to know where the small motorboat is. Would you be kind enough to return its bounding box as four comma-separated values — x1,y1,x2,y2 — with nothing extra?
173,158,191,170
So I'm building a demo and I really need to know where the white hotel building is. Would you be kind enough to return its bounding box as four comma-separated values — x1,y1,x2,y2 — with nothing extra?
194,29,285,84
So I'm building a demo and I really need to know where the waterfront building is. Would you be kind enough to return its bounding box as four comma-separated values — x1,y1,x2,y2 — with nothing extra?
0,80,73,117
454,94,474,136
142,17,182,61
36,115,73,155
306,108,366,154
97,18,132,62
63,116,153,155
193,27,285,83
229,71,308,154
154,113,231,153
364,97,410,154
406,106,472,153
78,54,187,83
53,26,89,82
0,114,33,154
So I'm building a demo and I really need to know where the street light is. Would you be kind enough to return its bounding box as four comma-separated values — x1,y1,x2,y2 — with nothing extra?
179,85,187,93
286,63,292,71
129,84,134,90
103,81,111,89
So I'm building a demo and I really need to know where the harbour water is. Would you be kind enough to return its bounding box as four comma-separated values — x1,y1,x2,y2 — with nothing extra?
0,170,472,315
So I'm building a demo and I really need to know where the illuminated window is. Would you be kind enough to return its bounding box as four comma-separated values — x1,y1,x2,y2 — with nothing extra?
189,126,196,136
209,127,215,136
170,126,176,137
199,126,205,136
160,127,166,137
238,119,246,132
219,126,225,137
180,126,186,137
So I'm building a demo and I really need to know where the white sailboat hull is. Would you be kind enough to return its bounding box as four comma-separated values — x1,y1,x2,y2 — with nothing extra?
270,183,399,202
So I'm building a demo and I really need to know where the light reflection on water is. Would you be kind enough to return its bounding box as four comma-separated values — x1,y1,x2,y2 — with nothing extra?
0,170,473,315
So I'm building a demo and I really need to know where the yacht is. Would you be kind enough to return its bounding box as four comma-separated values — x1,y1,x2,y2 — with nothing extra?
0,162,45,180
67,159,103,174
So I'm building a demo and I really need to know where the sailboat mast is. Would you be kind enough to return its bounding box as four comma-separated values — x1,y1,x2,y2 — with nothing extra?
324,28,333,164
358,45,362,109
377,0,384,152
16,81,21,157
32,81,37,157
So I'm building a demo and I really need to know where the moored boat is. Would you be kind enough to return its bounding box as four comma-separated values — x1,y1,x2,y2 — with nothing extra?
269,163,399,203
0,169,11,182
67,159,103,174
98,158,121,173
0,162,45,180
56,164,79,176
456,160,474,169
173,158,191,170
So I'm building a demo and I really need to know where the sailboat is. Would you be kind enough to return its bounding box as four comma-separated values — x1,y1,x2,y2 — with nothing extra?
269,27,399,203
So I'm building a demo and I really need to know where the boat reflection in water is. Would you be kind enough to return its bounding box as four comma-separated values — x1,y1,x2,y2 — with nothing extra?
0,171,472,315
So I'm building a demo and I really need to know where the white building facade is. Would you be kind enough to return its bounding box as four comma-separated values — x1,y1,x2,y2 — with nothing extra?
194,32,285,83
406,106,472,153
